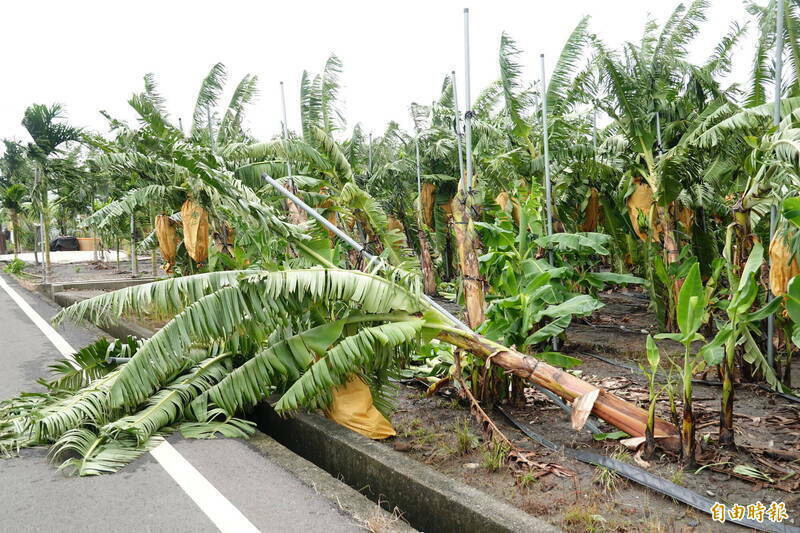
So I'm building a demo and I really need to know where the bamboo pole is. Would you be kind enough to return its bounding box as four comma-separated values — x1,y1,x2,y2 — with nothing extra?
263,172,679,446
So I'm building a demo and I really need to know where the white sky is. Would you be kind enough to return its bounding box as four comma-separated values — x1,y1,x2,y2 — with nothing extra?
2,0,754,148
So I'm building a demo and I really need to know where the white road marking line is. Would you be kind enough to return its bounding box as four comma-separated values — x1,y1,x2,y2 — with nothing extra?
0,275,260,533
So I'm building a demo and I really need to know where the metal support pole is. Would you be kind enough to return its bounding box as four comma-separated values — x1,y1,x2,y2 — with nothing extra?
541,54,557,351
655,112,662,150
262,173,471,331
130,212,138,277
279,82,293,183
540,55,554,246
415,135,422,200
368,132,373,176
463,8,474,192
451,71,466,181
767,0,785,369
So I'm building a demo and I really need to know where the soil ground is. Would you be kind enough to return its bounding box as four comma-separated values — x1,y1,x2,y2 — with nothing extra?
2,255,162,283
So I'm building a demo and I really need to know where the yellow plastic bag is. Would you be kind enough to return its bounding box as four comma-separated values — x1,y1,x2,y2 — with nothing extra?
326,377,396,439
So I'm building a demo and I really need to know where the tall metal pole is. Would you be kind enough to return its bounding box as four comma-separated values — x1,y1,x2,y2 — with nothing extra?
367,132,373,176
540,54,554,245
415,135,422,200
655,112,662,151
768,0,785,368
279,82,293,184
130,211,138,277
463,8,474,192
451,71,466,181
541,54,558,351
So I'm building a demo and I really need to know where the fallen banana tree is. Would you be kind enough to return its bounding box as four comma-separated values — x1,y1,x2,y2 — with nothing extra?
264,174,679,448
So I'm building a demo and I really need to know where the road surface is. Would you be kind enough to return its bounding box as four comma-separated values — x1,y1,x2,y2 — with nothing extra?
0,272,363,533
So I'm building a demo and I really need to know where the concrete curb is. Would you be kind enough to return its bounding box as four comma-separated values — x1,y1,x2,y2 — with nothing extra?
256,405,561,533
50,287,561,533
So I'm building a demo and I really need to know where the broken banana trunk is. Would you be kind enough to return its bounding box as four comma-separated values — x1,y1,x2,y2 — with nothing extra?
436,327,679,449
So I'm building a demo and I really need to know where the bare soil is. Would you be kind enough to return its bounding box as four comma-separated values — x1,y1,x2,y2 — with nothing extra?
11,258,162,284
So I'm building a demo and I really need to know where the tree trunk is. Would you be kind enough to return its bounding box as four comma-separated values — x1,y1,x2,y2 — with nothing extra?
42,207,51,275
418,228,437,296
10,212,20,257
658,205,680,265
451,188,485,329
286,182,308,225
436,328,679,447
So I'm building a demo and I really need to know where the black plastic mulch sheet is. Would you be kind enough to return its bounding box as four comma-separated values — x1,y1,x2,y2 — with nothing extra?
498,407,799,533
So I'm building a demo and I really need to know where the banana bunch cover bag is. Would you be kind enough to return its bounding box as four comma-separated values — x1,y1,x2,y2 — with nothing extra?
326,377,396,439
181,200,209,263
155,214,178,273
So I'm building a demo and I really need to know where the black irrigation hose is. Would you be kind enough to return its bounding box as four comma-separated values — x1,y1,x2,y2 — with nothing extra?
577,351,800,405
498,407,799,533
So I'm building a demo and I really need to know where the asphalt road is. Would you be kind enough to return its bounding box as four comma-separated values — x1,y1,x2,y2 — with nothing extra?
0,273,362,533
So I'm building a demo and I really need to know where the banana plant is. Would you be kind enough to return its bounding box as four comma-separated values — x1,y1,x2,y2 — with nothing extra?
702,242,783,447
656,263,706,466
642,335,664,458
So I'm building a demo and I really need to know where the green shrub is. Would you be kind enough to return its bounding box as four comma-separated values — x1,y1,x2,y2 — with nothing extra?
3,258,26,275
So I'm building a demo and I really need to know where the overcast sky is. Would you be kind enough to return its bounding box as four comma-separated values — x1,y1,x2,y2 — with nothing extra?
2,0,755,148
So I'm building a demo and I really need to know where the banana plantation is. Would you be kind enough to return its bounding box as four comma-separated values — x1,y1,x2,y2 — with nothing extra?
3,1,800,531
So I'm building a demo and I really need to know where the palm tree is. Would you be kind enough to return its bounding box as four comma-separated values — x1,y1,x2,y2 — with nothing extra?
1,184,27,257
21,103,83,271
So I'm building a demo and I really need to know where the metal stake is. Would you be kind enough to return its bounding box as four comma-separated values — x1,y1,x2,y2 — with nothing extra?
451,71,466,181
130,212,138,277
262,172,470,331
655,111,662,150
463,8,474,192
767,0,785,369
279,81,293,184
415,135,422,200
368,132,373,176
541,54,558,351
540,55,554,245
